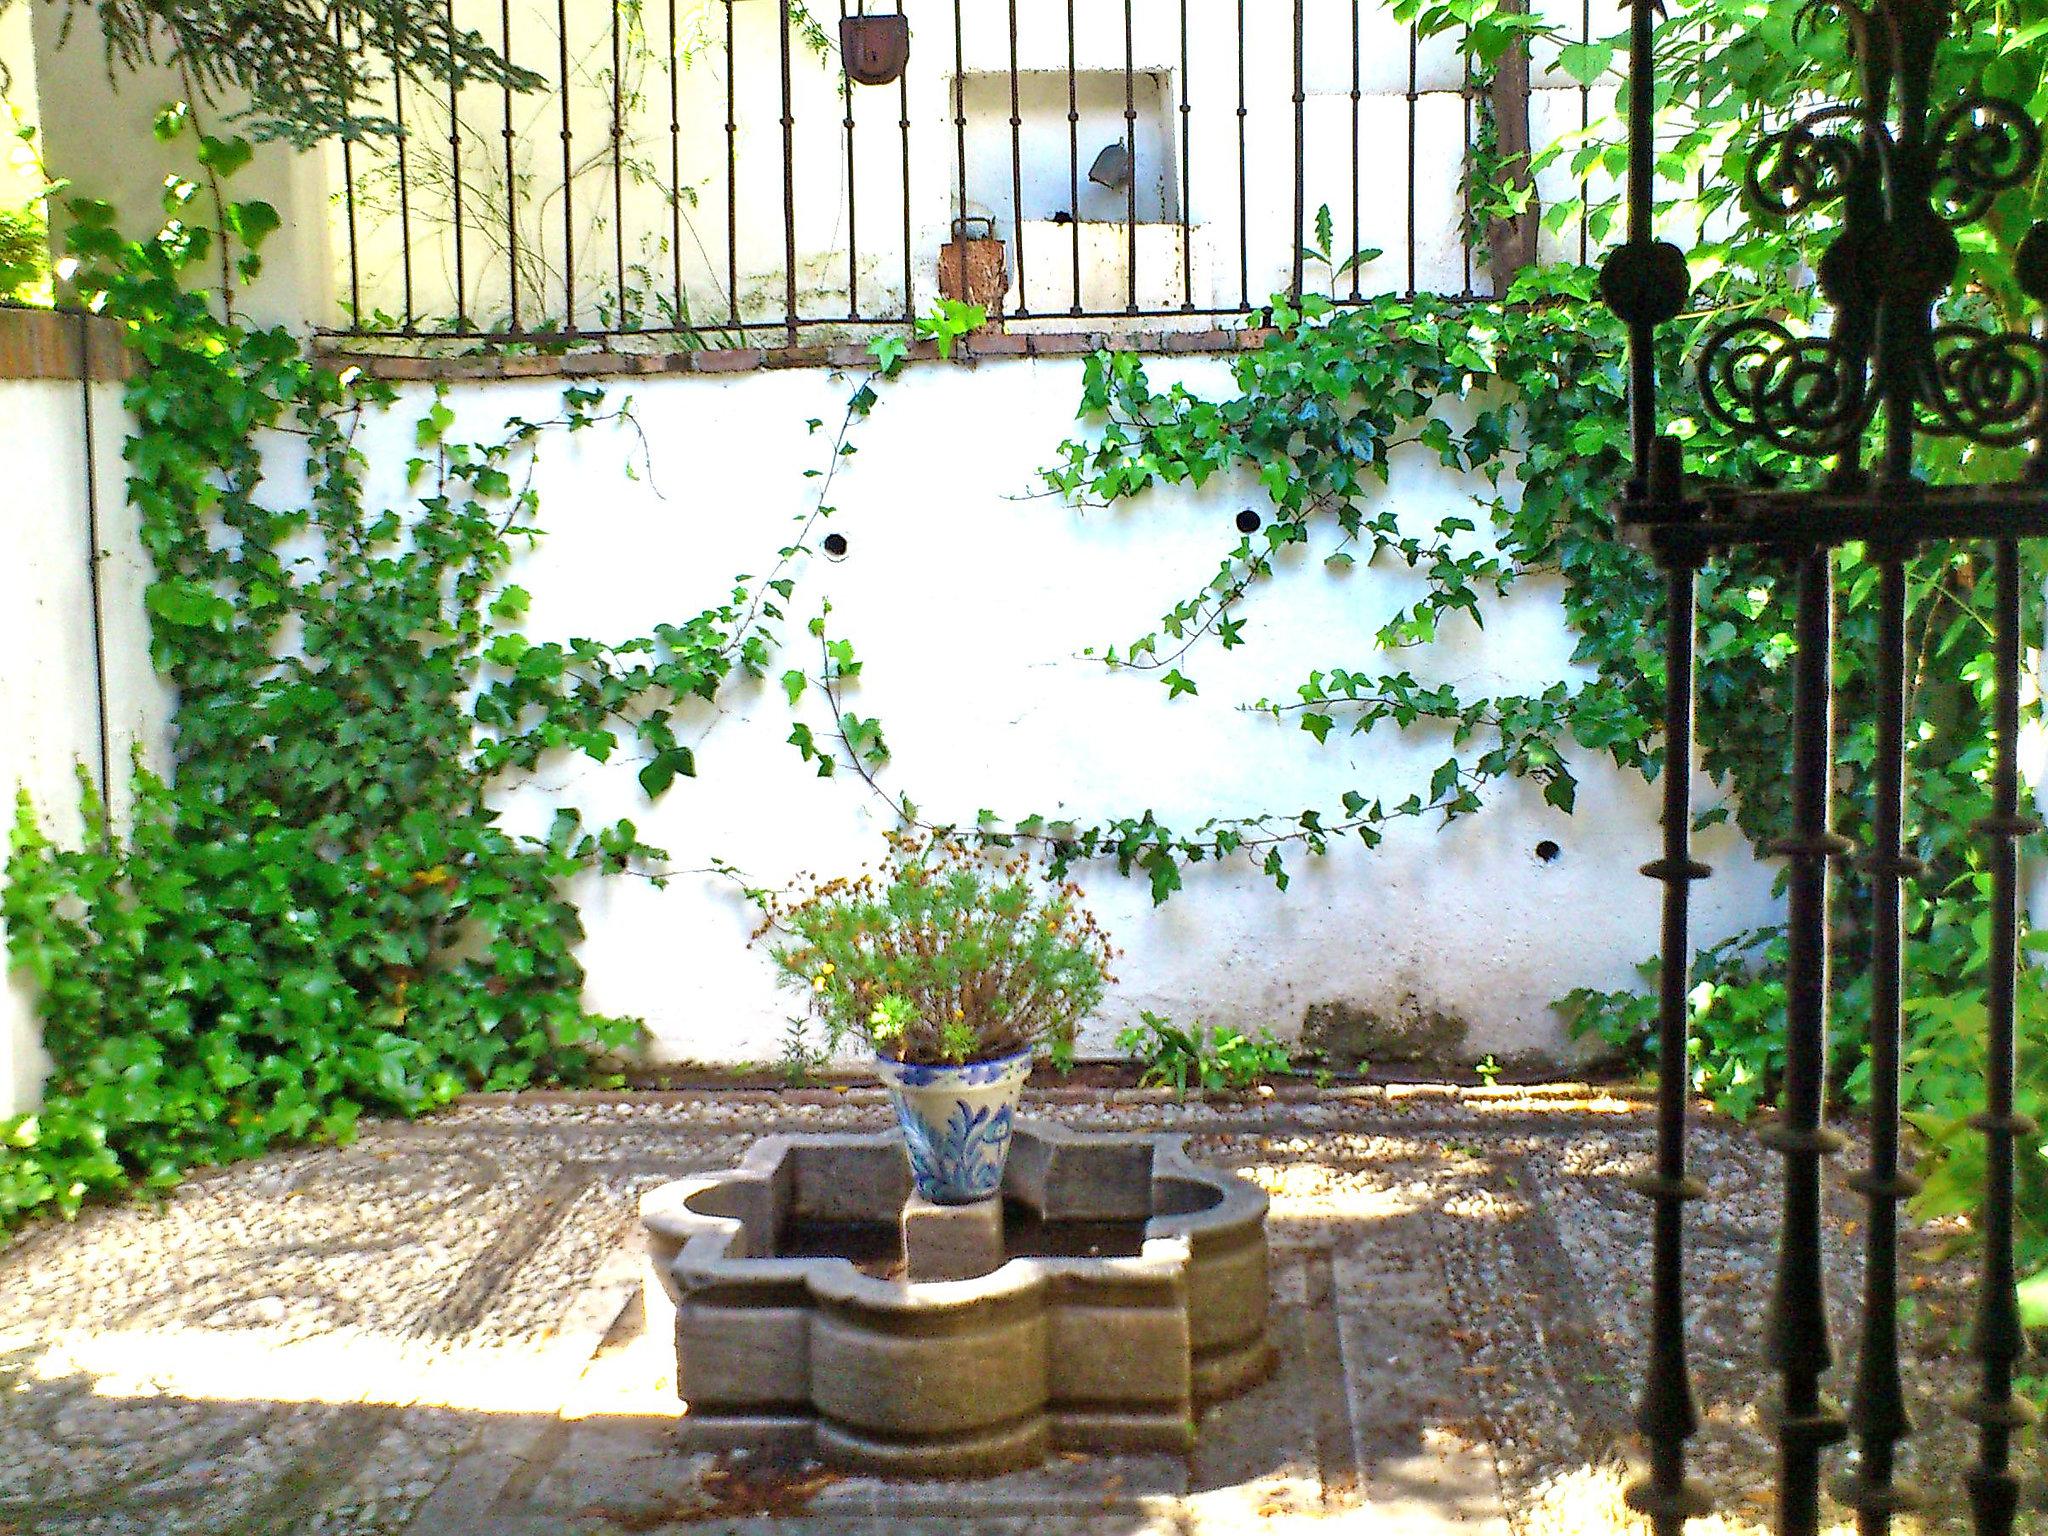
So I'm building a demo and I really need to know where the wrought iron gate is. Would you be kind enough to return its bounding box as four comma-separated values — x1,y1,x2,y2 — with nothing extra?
1602,0,2047,1531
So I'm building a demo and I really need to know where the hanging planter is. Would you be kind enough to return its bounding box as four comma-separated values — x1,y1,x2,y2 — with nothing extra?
840,1,910,87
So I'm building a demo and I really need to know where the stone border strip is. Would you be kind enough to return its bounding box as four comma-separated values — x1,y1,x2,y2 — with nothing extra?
0,306,134,381
314,325,1280,383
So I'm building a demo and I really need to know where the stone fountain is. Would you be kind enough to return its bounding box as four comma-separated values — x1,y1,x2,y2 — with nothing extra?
640,1119,1271,1476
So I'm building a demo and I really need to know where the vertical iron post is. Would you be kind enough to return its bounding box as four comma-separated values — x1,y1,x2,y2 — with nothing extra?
778,0,799,346
725,0,739,329
1405,24,1418,295
1236,0,1249,309
394,51,416,331
1764,549,1849,1536
1350,0,1363,300
953,0,968,229
1290,0,1306,304
900,44,914,322
338,3,362,325
610,0,628,326
1843,545,1919,1536
844,0,862,319
1124,0,1139,312
500,0,519,332
557,0,576,332
446,0,467,326
1068,0,1082,315
1626,537,1713,1536
1009,0,1027,316
669,0,684,326
1966,540,2039,1536
1180,0,1193,309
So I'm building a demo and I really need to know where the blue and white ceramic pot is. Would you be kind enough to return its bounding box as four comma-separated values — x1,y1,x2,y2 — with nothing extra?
872,1048,1032,1205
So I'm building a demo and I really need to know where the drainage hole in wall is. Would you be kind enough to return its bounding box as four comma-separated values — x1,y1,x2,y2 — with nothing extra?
823,532,850,559
1535,840,1562,864
1235,508,1262,534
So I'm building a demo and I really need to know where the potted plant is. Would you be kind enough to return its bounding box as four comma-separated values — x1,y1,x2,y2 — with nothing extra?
757,831,1114,1204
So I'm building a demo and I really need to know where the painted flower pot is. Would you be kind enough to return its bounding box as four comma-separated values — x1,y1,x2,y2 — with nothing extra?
873,1049,1032,1204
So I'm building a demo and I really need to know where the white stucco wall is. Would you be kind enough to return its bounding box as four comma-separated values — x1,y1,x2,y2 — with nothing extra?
294,352,1785,1068
1,369,174,1116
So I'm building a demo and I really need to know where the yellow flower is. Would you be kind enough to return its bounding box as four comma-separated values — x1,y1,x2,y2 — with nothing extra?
813,976,829,992
819,961,836,976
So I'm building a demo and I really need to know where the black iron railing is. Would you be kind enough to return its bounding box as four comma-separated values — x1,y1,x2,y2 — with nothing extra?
322,0,1605,345
1605,0,2047,1531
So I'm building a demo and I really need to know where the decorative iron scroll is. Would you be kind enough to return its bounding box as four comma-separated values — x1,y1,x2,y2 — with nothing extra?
1694,7,2048,469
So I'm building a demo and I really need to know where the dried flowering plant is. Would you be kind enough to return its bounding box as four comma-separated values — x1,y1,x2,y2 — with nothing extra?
753,830,1115,1068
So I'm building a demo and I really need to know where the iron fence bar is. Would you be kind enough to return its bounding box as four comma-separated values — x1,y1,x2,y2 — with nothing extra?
778,0,799,347
725,0,739,329
1124,0,1138,312
556,0,576,332
394,51,416,331
1965,537,2038,1536
611,0,628,327
76,311,111,819
1611,19,1704,1531
1180,0,1192,310
1009,0,1027,316
1578,0,1589,266
1628,538,1710,1536
1236,0,1249,308
669,0,684,326
446,0,466,327
500,0,519,331
953,0,968,226
1460,72,1473,298
1843,544,1918,1536
1350,0,1362,300
1068,0,1081,314
1405,23,1417,295
900,63,914,322
338,4,361,324
844,0,861,319
1766,547,1848,1536
1290,0,1305,304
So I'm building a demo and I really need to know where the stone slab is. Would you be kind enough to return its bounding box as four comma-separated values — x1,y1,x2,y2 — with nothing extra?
901,1193,1005,1282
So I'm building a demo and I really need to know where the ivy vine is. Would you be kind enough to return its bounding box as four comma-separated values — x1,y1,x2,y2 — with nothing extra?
0,127,792,1224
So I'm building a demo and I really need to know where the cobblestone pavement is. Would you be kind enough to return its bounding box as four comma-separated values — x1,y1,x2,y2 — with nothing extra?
0,1085,2003,1536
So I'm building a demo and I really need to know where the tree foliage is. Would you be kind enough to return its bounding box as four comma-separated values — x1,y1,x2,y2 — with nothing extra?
13,0,537,144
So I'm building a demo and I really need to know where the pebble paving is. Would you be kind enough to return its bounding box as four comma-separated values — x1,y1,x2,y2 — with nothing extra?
0,1084,2013,1535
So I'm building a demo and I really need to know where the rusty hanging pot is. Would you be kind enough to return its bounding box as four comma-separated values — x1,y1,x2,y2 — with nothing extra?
937,216,1008,317
840,1,910,87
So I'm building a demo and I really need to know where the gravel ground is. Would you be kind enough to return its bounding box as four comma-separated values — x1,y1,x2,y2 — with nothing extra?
0,1083,2022,1535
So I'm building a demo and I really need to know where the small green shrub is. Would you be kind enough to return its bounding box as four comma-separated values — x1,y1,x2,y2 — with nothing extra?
754,830,1112,1068
0,203,47,300
1116,1011,1293,1096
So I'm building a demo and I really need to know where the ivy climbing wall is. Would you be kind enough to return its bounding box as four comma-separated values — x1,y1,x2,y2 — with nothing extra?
1,311,173,1115
306,352,1786,1069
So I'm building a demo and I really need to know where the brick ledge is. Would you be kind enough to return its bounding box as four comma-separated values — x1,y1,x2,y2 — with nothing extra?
313,325,1278,383
0,306,135,381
